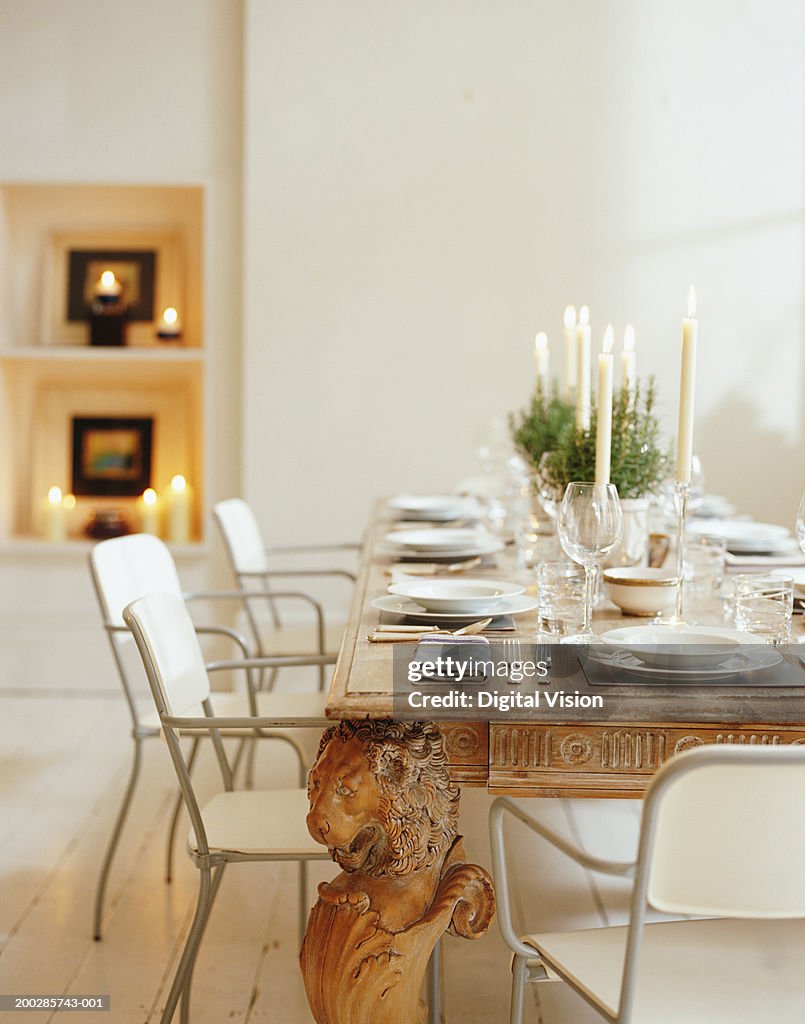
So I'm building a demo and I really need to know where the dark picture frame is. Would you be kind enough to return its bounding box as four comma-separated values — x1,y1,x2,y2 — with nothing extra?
66,249,157,323
71,416,154,497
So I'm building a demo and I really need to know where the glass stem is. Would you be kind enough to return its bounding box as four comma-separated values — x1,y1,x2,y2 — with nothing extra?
674,483,690,622
583,564,595,634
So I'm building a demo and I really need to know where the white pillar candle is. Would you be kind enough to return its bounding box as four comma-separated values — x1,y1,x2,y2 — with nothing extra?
168,475,191,543
534,332,550,396
595,325,614,485
44,486,66,542
94,270,123,300
621,324,636,391
139,488,159,535
562,305,577,399
575,305,591,430
675,286,698,484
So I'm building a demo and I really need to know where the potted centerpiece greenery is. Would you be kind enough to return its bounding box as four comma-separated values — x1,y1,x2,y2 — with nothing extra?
514,379,668,565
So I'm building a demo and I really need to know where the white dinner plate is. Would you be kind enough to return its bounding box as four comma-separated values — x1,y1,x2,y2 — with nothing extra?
377,537,506,561
388,494,480,521
385,528,495,552
371,593,538,623
599,624,760,669
687,519,791,553
587,645,783,683
388,578,524,614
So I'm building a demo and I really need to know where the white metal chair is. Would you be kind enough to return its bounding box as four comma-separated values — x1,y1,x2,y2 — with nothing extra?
490,744,805,1023
212,497,358,687
89,533,332,940
123,591,329,1024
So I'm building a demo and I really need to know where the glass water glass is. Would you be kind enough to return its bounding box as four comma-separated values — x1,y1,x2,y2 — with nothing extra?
683,534,727,593
557,482,623,642
536,561,586,637
733,573,794,644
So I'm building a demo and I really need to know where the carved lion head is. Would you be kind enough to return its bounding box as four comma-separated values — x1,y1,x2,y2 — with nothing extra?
306,721,460,877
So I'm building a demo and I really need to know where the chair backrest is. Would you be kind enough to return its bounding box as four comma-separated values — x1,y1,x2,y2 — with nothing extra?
640,744,805,918
123,592,211,718
90,534,184,627
213,498,269,576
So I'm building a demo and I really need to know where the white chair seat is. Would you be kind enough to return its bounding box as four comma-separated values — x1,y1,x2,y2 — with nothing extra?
526,918,805,1022
189,789,328,856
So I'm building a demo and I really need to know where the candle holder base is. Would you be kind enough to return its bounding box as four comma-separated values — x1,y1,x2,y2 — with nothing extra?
89,305,127,347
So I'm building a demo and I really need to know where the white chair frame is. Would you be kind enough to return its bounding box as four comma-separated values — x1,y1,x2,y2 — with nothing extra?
123,592,330,1024
89,534,334,940
490,744,805,1024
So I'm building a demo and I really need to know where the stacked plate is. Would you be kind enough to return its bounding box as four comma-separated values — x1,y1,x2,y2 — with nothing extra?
388,578,524,614
388,494,481,522
687,519,792,555
384,527,504,560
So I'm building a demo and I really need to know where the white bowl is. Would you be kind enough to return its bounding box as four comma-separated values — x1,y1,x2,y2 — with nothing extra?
599,624,758,669
388,578,524,613
602,567,678,617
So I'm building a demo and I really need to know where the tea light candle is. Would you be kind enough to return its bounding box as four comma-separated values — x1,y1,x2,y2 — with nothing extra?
534,332,549,396
675,286,698,484
94,270,122,301
168,475,191,543
139,488,159,535
595,325,614,485
621,324,636,391
562,305,577,399
44,486,67,542
156,307,182,340
575,305,591,431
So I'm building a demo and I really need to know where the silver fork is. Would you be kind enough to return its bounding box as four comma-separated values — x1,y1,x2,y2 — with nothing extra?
500,637,523,684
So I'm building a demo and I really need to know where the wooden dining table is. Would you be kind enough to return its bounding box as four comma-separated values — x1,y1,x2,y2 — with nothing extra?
300,500,805,1024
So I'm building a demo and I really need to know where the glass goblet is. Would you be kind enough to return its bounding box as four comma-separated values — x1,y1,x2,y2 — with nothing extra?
796,491,805,553
557,482,623,642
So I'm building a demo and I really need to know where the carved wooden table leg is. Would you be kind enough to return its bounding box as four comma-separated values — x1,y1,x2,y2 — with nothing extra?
301,721,495,1024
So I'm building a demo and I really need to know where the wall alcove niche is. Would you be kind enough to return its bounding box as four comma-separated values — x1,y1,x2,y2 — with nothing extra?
0,182,207,548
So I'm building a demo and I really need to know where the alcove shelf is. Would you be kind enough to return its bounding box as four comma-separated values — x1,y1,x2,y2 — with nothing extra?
0,182,207,546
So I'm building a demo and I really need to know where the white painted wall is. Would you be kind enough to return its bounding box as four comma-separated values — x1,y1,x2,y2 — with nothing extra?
244,0,805,543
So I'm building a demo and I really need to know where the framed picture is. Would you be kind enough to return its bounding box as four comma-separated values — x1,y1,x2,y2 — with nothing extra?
71,416,153,497
44,230,181,346
66,249,156,323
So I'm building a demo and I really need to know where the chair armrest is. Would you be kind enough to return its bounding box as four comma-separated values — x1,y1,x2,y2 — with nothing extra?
489,797,636,961
193,623,253,659
162,712,330,730
205,654,336,672
266,542,361,554
262,568,357,582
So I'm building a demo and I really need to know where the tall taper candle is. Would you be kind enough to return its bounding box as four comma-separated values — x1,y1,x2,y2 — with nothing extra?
44,486,66,542
575,305,591,430
168,475,191,543
562,305,577,398
621,324,636,391
675,287,698,484
534,332,549,395
595,325,614,484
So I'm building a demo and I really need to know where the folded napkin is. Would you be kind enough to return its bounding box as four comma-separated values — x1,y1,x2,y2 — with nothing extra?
725,552,805,573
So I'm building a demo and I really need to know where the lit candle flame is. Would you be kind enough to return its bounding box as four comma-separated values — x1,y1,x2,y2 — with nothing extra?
63,493,76,510
623,324,635,351
535,331,548,352
687,285,696,319
100,271,116,288
579,305,590,326
602,325,614,354
48,486,62,505
171,475,187,493
143,488,157,506
162,307,178,325
563,305,577,329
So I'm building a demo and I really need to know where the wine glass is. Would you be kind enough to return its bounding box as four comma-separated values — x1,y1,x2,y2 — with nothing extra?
557,482,623,642
796,492,805,553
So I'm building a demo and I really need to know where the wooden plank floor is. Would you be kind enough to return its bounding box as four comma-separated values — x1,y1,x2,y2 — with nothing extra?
0,681,642,1023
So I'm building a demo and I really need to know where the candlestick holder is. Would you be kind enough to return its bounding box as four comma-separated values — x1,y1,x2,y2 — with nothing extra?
667,480,691,627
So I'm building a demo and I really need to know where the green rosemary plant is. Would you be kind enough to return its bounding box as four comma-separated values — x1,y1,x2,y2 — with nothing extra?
509,386,576,473
539,378,668,500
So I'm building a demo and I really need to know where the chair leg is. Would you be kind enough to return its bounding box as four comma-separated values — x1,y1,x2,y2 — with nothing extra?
161,864,217,1024
93,736,144,940
510,954,528,1024
165,737,201,883
245,737,259,789
427,938,444,1024
178,864,227,1024
299,860,309,946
